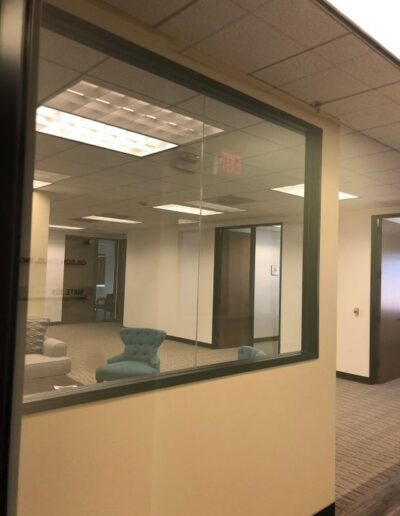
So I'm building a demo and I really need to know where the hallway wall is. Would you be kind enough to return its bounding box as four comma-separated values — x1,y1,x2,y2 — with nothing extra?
17,2,340,515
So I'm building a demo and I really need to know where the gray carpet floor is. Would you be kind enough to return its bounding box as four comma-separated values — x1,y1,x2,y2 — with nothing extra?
336,378,400,515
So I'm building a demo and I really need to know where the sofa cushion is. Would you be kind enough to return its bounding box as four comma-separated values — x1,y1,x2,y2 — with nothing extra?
25,318,50,354
24,354,71,380
96,361,157,382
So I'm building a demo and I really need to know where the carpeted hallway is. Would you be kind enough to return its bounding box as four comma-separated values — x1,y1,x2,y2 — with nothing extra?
336,377,400,515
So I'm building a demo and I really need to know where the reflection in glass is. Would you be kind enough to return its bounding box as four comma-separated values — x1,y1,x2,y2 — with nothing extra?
22,25,307,397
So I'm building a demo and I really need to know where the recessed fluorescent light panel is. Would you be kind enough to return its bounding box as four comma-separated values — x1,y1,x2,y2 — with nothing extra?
187,200,246,213
36,106,177,157
33,179,52,189
272,184,358,200
322,0,400,59
83,216,141,224
49,225,83,230
178,219,198,224
154,204,222,216
43,80,223,145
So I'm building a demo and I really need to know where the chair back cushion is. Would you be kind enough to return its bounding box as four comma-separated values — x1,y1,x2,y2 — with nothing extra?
120,328,166,364
26,318,50,354
238,345,266,360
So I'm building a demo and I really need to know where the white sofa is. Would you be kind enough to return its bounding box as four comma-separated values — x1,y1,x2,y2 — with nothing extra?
24,337,71,380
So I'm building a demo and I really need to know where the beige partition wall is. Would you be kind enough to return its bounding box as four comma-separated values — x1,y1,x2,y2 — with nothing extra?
17,2,339,515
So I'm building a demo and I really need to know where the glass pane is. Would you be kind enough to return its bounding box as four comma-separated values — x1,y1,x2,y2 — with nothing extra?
23,26,209,396
195,96,305,366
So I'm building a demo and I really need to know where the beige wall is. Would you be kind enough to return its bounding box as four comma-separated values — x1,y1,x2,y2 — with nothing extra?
27,192,50,318
337,206,400,377
18,2,339,515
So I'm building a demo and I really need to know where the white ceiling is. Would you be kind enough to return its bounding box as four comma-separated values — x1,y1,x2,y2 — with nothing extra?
35,0,400,232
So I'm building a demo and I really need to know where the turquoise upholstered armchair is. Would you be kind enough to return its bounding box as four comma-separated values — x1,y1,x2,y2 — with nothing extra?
96,328,166,382
238,346,266,360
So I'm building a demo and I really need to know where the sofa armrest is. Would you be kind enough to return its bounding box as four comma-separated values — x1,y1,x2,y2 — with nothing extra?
43,337,67,357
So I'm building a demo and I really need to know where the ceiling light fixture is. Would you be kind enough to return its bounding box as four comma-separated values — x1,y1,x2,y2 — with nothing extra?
49,225,83,230
33,179,52,189
83,215,142,224
321,0,400,59
178,219,198,224
187,200,246,213
36,106,177,157
43,80,223,145
153,204,222,216
272,183,358,200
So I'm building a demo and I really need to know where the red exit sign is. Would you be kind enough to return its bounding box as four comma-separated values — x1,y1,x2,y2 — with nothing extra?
218,151,242,176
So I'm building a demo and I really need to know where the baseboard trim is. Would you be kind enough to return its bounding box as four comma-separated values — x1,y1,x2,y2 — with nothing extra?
314,502,335,515
253,336,278,343
336,371,373,384
167,335,213,349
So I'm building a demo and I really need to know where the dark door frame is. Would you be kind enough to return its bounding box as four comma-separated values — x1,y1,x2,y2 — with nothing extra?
212,222,283,350
370,213,400,383
0,0,41,514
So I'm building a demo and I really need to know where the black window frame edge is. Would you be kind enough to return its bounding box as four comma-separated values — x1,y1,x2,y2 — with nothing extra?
22,3,322,415
0,0,41,514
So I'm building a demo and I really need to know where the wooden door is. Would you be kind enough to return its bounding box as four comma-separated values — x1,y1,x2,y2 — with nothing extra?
376,219,400,383
214,228,252,348
62,235,97,323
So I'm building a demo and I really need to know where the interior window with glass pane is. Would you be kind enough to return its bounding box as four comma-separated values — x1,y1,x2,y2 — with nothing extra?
23,25,306,397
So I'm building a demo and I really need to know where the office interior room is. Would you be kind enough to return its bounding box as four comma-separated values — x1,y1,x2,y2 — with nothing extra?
8,1,399,516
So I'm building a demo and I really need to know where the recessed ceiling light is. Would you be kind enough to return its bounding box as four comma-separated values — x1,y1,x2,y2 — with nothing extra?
178,219,198,224
272,184,358,200
49,225,83,230
36,106,177,157
187,200,246,213
44,80,223,145
154,204,222,216
83,215,142,224
321,0,400,59
33,179,52,189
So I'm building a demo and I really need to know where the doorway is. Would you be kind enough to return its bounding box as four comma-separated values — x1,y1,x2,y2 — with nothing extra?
62,235,126,324
212,224,282,349
371,215,400,383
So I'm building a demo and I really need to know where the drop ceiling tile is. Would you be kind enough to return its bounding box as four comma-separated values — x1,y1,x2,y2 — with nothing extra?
139,178,188,194
40,29,106,72
42,183,96,196
350,184,400,199
232,0,270,9
243,148,305,172
339,102,400,131
341,151,400,174
254,0,347,47
254,50,331,87
321,90,388,118
55,144,134,168
315,34,370,65
281,68,367,105
243,121,305,147
82,186,155,201
378,83,400,104
101,0,194,26
371,134,400,150
366,169,400,185
35,133,78,157
340,174,385,189
111,158,181,180
176,95,261,129
88,59,196,106
339,53,400,89
340,133,390,159
35,157,101,176
194,15,304,73
84,168,156,187
364,123,400,141
38,59,80,103
159,0,245,48
203,131,282,158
